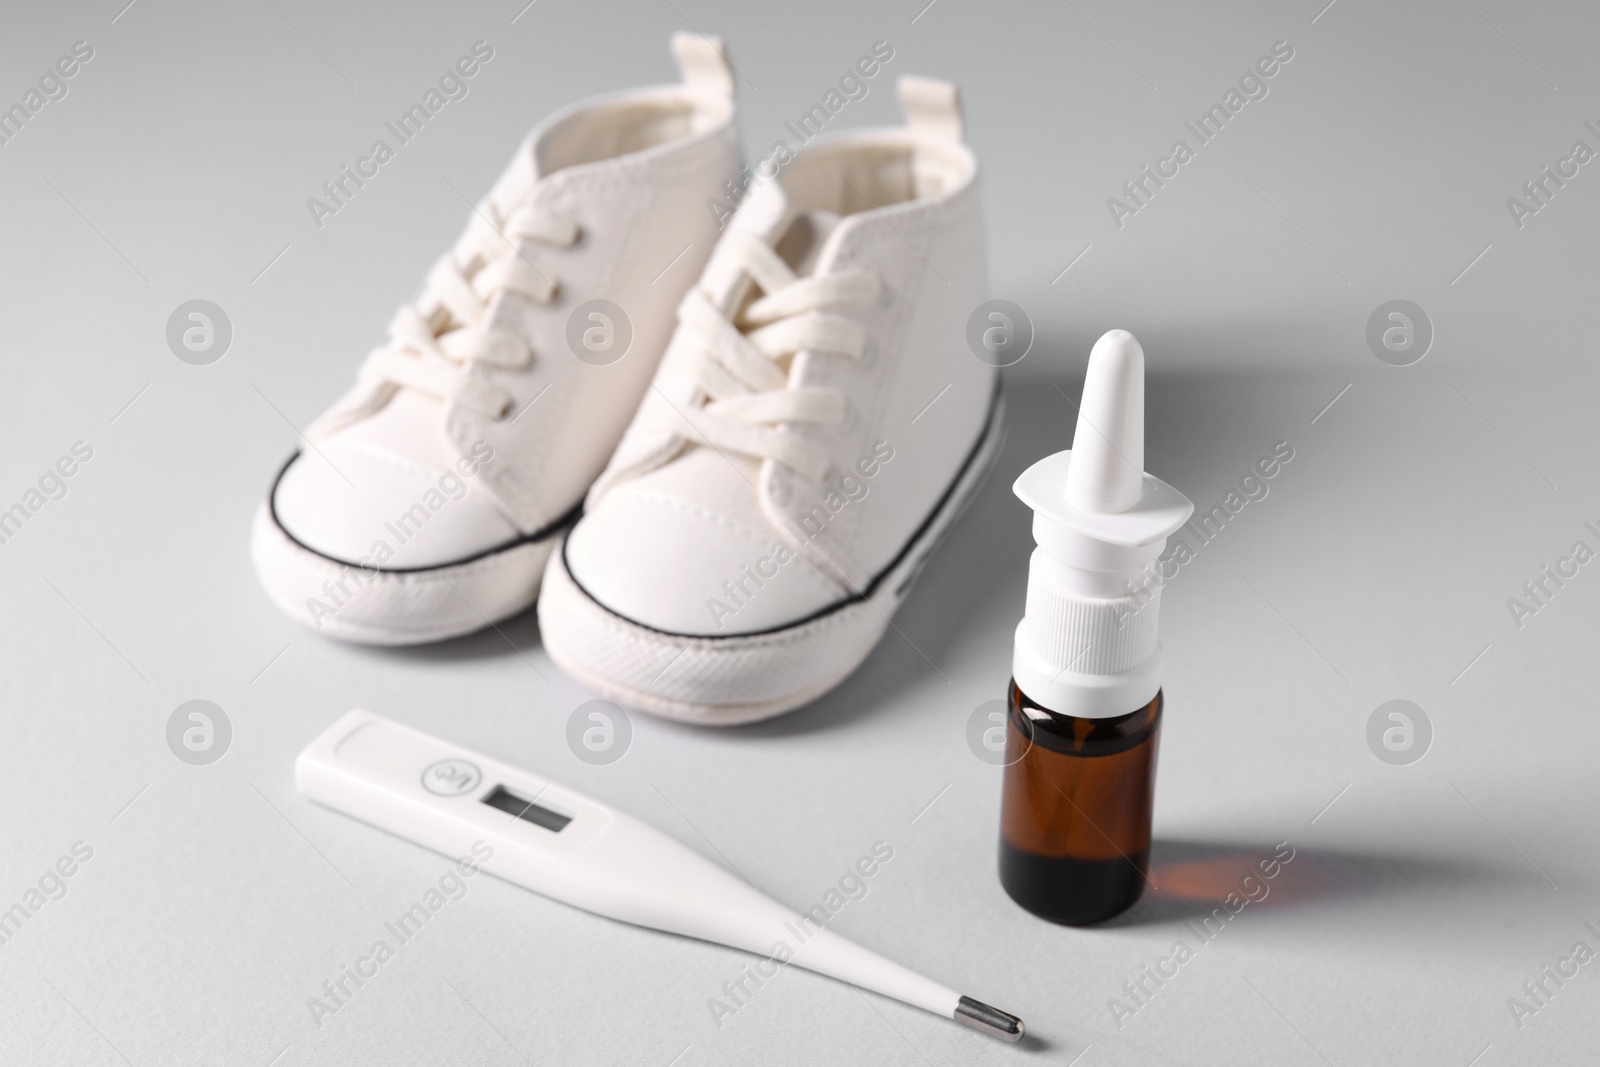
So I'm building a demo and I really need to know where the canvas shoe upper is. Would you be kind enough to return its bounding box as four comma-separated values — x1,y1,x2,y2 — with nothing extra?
252,34,741,644
539,76,1004,723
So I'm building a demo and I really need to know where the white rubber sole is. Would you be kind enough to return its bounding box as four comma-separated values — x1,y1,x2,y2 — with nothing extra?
537,391,1006,724
250,501,559,647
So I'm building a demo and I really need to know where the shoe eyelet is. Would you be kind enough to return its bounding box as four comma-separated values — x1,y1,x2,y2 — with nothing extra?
838,397,859,434
856,336,878,371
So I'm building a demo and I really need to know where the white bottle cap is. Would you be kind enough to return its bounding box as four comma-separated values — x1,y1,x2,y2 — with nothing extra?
1012,330,1194,718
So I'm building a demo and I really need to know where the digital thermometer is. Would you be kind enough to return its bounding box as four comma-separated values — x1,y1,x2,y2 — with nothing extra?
296,709,1024,1041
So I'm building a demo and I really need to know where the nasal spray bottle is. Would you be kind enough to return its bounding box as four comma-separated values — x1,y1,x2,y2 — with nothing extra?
999,330,1193,924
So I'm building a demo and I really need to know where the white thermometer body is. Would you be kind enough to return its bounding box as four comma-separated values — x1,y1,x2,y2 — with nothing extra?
295,709,1022,1040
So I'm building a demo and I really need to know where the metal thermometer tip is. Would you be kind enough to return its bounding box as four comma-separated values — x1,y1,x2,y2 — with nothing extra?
954,996,1025,1042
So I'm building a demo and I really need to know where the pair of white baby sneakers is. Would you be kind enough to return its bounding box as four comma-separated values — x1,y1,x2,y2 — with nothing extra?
252,35,1002,725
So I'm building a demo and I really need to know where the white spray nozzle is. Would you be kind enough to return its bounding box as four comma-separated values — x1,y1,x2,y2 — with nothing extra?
1064,330,1145,515
1014,330,1191,563
1011,330,1194,718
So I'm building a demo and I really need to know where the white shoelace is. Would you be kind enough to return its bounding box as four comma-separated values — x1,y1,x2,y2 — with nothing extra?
668,230,881,481
358,197,577,419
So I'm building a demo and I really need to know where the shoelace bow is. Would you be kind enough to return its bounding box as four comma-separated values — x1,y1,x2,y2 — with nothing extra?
669,230,880,481
359,195,577,419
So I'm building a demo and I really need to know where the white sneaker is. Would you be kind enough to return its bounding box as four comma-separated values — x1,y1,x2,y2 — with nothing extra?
252,35,741,645
539,76,1003,724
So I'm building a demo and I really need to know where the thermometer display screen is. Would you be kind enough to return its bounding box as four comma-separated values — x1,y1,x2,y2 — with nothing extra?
481,784,572,833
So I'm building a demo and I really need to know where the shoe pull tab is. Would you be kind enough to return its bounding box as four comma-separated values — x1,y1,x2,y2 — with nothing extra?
899,75,963,143
672,32,734,100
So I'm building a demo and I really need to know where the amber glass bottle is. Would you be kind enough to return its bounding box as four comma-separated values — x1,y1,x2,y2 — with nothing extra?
998,680,1161,925
1002,329,1190,926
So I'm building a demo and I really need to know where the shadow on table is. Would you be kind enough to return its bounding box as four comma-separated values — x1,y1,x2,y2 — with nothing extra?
1097,837,1497,929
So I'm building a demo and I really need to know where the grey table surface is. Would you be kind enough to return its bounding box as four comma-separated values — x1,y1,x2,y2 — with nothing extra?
3,1,1598,1064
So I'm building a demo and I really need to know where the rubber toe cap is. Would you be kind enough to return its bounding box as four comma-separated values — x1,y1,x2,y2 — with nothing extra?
272,444,518,569
565,488,842,636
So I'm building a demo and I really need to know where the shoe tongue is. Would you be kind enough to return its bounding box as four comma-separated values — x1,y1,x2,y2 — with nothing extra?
702,182,849,312
734,177,794,243
779,210,844,277
697,179,793,310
